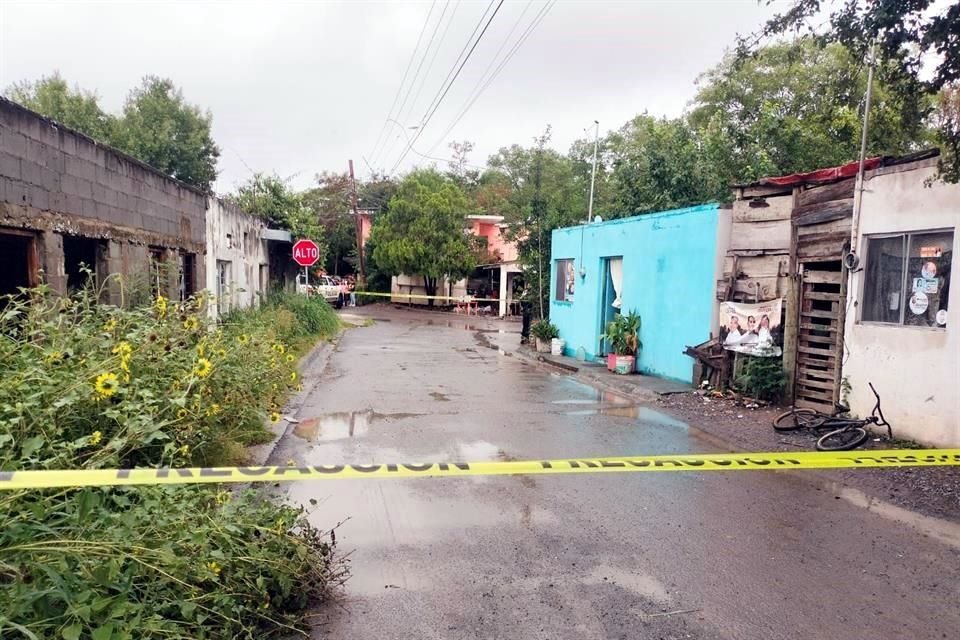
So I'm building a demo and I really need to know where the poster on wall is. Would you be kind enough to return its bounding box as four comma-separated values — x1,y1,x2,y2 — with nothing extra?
718,299,783,357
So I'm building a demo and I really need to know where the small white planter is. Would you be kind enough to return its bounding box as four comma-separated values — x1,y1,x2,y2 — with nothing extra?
535,338,552,353
551,338,565,356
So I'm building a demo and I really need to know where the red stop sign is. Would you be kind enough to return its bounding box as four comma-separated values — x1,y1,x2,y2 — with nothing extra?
292,239,320,267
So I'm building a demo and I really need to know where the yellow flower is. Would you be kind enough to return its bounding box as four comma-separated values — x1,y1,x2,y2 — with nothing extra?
177,409,188,419
289,371,297,382
45,351,64,366
179,444,190,455
183,316,199,331
285,354,295,363
217,348,226,358
209,403,222,415
93,372,119,398
237,334,249,345
193,357,213,378
89,430,102,446
103,318,118,332
270,411,281,423
154,295,168,318
112,342,132,358
296,383,303,392
271,343,286,355
206,561,221,575
215,490,231,505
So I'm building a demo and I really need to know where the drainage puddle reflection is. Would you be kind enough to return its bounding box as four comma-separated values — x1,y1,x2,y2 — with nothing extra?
293,411,424,441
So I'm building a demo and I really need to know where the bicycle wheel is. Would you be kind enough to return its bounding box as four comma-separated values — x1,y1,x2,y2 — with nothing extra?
816,427,869,451
772,408,826,432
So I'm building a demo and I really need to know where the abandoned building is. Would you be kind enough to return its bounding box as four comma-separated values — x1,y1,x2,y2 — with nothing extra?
0,97,206,304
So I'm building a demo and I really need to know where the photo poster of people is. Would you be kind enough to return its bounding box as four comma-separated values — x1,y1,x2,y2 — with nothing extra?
718,299,783,357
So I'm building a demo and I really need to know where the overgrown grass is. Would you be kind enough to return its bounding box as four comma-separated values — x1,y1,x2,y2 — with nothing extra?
0,284,345,638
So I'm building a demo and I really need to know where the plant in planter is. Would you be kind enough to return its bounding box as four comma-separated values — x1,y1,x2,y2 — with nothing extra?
531,320,559,353
602,311,642,373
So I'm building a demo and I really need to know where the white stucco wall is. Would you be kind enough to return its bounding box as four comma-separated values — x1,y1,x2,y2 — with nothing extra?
205,198,269,317
844,161,960,446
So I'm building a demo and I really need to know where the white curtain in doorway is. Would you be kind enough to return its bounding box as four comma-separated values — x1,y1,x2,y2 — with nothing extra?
609,257,623,309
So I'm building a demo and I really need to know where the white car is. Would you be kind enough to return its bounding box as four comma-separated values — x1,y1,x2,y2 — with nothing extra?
296,274,345,308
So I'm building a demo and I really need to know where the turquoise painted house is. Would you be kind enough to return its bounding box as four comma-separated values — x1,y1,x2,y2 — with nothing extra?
549,203,731,383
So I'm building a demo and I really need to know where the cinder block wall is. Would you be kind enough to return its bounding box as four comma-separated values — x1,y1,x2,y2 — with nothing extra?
0,97,206,299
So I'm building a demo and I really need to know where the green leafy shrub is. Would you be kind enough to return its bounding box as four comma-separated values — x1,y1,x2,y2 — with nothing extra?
735,356,787,401
602,311,642,356
530,320,559,340
0,283,345,638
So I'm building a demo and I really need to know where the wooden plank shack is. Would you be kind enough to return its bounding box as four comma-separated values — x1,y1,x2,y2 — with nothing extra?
719,192,793,303
787,176,855,412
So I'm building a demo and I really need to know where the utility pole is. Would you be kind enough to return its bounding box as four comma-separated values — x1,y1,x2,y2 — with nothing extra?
587,120,599,221
851,38,878,255
349,159,365,285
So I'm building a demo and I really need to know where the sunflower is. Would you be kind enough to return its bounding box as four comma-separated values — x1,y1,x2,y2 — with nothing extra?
183,316,199,331
289,371,297,382
285,354,295,363
103,318,118,332
93,372,119,398
89,430,103,446
193,358,213,378
112,342,132,358
270,411,281,423
45,351,64,366
271,343,286,355
177,409,188,419
237,334,250,345
154,295,168,318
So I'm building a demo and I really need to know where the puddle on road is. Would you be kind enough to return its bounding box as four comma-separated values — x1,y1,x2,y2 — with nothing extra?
827,483,960,551
293,410,424,441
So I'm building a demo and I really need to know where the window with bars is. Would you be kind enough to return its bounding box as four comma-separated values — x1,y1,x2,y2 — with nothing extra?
861,230,952,328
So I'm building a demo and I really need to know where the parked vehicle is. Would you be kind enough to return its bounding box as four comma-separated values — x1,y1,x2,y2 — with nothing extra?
295,274,345,308
771,383,891,451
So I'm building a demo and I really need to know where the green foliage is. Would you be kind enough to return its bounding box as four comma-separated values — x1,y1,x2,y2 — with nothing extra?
111,77,220,191
602,311,642,356
934,85,960,183
691,38,933,182
4,74,220,191
530,320,559,341
229,174,326,252
369,168,478,304
5,72,115,141
490,127,584,319
735,357,787,402
756,1,958,181
0,284,344,637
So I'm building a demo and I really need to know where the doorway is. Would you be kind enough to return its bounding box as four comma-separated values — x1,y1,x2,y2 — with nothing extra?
0,229,37,300
63,236,104,291
598,257,623,356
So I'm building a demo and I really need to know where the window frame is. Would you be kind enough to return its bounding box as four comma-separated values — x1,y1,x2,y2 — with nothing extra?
860,227,953,329
554,258,575,303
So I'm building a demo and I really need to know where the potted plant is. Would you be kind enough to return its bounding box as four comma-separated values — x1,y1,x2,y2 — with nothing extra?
603,312,642,374
531,320,559,353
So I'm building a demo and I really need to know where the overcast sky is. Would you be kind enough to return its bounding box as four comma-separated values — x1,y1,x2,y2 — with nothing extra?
0,0,781,194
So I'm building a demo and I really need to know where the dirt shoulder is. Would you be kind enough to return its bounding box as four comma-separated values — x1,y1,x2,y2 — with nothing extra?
656,390,960,524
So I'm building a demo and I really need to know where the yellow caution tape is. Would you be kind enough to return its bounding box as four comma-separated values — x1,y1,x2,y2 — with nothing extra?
355,291,502,303
2,449,958,491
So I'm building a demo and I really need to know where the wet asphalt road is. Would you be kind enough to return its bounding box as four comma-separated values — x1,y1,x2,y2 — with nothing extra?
269,307,960,640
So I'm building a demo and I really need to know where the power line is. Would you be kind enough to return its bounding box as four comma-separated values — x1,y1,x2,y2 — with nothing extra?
367,1,438,168
389,0,505,174
427,0,555,156
395,0,456,129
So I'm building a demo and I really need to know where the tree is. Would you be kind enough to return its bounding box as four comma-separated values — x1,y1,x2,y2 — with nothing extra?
112,76,220,191
302,172,355,275
754,0,959,180
229,173,325,260
369,169,477,306
691,38,933,182
605,114,725,215
488,127,584,319
5,72,115,141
